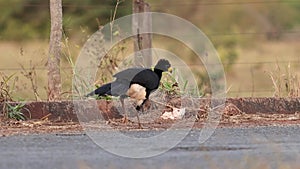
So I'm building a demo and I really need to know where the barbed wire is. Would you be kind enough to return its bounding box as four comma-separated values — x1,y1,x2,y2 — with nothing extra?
1,0,299,38
0,64,296,96
207,30,300,37
0,1,298,97
153,0,300,6
229,90,274,94
5,0,300,8
0,60,299,71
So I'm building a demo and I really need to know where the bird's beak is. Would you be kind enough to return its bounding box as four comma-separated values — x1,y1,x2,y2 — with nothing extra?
168,67,173,73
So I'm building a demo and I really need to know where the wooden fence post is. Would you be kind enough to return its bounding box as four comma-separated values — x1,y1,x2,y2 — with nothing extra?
132,0,152,67
48,0,62,101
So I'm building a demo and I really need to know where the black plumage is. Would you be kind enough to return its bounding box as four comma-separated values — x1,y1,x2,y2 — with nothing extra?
87,59,172,127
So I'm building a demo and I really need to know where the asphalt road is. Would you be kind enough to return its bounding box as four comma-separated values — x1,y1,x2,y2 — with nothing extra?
1,125,300,169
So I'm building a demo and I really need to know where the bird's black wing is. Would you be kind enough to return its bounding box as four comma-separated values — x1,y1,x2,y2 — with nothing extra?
87,81,129,97
131,69,160,91
114,68,160,91
113,68,147,82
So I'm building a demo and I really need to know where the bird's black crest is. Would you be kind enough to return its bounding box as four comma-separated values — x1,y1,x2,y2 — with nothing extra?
154,59,171,71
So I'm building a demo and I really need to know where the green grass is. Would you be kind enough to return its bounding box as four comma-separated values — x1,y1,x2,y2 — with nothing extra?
6,102,28,121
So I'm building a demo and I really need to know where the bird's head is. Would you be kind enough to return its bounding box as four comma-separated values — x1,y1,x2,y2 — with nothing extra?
154,59,172,73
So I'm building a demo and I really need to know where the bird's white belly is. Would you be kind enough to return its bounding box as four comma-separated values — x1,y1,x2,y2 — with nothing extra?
126,84,146,106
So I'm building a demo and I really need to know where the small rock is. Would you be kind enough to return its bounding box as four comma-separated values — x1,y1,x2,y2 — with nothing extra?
161,108,186,120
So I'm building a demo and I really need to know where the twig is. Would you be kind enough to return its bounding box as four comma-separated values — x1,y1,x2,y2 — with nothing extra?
110,0,122,43
19,61,41,101
151,99,207,112
151,99,176,109
41,113,51,121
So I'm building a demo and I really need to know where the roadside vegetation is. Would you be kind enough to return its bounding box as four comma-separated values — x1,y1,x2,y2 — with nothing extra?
0,0,300,101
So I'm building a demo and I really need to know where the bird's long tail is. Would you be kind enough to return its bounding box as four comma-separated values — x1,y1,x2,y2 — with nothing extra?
86,82,112,97
86,81,128,97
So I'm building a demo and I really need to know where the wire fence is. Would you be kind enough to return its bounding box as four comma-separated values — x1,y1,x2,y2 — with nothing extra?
12,0,300,8
0,60,299,71
1,1,299,98
0,59,299,97
2,0,300,39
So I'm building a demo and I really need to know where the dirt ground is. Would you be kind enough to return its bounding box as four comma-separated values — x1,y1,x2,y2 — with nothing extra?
1,101,299,137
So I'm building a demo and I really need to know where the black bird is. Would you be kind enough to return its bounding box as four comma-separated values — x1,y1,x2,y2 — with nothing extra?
87,59,172,128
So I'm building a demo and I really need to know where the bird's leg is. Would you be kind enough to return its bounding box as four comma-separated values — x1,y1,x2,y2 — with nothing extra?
142,99,151,111
135,98,148,129
120,96,128,123
136,110,142,129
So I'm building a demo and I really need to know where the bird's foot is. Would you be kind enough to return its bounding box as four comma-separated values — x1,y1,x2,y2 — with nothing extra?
106,119,118,125
137,123,143,129
122,115,128,124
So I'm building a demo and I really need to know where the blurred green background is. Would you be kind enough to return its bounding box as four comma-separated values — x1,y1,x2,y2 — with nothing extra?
0,0,299,100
